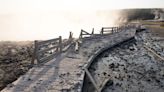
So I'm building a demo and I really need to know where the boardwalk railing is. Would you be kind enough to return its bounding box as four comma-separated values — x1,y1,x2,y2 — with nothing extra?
62,32,74,52
79,29,94,39
31,36,62,65
79,25,134,40
100,27,119,34
31,25,137,65
31,32,74,65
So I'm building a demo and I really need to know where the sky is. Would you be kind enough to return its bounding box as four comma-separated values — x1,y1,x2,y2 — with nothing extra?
0,0,164,12
0,0,164,41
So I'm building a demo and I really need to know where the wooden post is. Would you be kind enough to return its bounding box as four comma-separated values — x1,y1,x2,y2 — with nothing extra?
59,36,62,53
79,30,83,39
101,28,104,35
69,32,71,39
144,45,164,61
35,41,40,64
81,32,82,39
84,68,100,92
31,40,38,65
75,41,79,51
69,31,73,39
71,32,73,37
99,77,111,92
111,27,114,33
114,27,115,33
114,27,116,33
92,28,94,35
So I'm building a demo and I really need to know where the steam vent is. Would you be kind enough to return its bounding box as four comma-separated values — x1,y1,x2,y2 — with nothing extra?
1,22,164,92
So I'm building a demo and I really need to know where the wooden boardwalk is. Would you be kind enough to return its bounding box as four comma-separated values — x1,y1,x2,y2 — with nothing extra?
1,26,137,92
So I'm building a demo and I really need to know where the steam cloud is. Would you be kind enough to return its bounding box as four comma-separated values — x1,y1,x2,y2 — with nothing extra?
116,8,164,24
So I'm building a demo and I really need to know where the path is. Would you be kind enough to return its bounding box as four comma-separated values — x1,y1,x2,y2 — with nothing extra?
1,26,136,92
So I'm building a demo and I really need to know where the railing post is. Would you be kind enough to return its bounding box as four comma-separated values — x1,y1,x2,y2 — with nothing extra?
111,27,114,33
81,30,83,38
35,41,40,64
59,36,62,53
69,32,73,44
31,40,39,65
92,28,94,35
101,28,104,35
79,30,83,39
69,31,73,39
75,41,79,52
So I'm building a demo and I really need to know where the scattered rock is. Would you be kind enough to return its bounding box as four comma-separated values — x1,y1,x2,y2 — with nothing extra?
86,30,164,92
129,46,135,51
109,63,115,69
103,72,107,76
106,80,113,87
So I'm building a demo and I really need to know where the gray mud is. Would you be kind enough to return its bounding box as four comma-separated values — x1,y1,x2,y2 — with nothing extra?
83,30,164,92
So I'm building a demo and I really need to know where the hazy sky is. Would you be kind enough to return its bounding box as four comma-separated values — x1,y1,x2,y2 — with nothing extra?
0,0,164,41
0,0,164,13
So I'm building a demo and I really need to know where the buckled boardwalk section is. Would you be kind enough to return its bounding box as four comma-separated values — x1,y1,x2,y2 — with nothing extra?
1,25,138,92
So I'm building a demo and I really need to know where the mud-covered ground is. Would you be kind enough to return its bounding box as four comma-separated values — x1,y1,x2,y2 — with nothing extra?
0,41,33,90
85,28,164,92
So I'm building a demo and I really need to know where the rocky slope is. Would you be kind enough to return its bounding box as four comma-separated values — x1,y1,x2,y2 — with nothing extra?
0,41,33,90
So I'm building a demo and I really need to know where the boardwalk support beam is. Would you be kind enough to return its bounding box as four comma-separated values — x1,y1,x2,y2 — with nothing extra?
84,68,100,92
